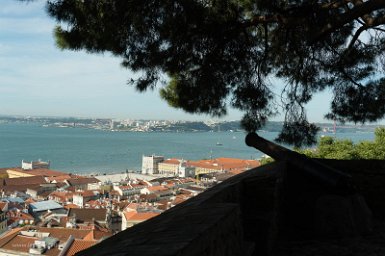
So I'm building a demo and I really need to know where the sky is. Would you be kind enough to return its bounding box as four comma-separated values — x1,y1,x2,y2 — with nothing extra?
0,0,333,122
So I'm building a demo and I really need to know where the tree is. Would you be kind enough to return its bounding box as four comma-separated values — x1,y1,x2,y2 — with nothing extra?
316,136,357,159
45,0,385,146
299,127,385,159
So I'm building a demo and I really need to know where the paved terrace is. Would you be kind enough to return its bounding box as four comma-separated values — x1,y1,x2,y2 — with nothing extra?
77,158,385,256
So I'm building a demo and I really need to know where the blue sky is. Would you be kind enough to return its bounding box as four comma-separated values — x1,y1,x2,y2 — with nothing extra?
0,0,333,122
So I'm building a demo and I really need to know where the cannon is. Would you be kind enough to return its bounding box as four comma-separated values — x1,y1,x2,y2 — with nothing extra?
245,132,354,193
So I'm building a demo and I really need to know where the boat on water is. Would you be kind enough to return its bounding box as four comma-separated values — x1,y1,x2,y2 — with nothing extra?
216,142,223,146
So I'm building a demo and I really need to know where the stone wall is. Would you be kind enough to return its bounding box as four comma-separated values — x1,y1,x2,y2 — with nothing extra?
77,159,385,256
319,159,385,219
77,162,283,256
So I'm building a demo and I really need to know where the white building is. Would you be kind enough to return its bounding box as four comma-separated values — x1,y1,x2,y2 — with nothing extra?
178,162,196,178
141,155,164,175
21,159,50,170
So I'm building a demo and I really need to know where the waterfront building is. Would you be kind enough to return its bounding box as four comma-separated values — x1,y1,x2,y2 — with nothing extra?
188,157,260,176
158,158,180,176
6,167,68,178
21,160,50,170
177,163,196,178
141,155,164,175
1,175,48,190
158,158,196,177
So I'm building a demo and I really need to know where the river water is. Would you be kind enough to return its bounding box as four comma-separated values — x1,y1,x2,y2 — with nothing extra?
0,123,375,174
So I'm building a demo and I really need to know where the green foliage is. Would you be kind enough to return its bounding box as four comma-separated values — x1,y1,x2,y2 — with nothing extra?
44,0,385,146
259,156,274,165
299,127,385,160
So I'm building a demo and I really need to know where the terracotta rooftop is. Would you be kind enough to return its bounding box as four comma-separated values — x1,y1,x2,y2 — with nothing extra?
1,234,37,253
49,191,74,199
24,198,36,204
74,190,99,197
92,229,112,240
139,193,158,201
7,168,68,177
0,227,23,247
146,185,168,192
68,208,107,223
46,175,72,182
125,211,160,221
38,227,93,243
2,175,47,186
66,177,100,186
187,157,260,171
64,203,80,210
65,239,97,256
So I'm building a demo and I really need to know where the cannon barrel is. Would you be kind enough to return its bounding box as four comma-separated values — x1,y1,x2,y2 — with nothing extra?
246,132,353,191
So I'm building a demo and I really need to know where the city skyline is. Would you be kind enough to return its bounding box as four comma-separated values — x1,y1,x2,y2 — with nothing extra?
1,1,340,123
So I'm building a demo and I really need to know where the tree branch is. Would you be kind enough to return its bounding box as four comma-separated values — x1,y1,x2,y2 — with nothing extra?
346,24,368,50
311,0,385,42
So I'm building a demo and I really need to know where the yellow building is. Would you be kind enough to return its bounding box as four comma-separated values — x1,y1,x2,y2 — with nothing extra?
188,158,260,176
158,159,181,176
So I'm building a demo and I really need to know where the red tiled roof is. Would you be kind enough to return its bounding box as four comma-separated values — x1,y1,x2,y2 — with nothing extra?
24,198,36,204
123,211,136,220
46,175,72,182
187,157,260,171
65,239,97,256
67,208,107,222
92,230,112,240
139,194,158,201
74,190,99,198
172,195,189,205
38,227,92,243
49,191,74,200
146,185,168,192
125,212,160,221
0,227,23,247
7,168,68,177
1,235,37,253
64,204,80,210
3,176,47,186
66,177,100,186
